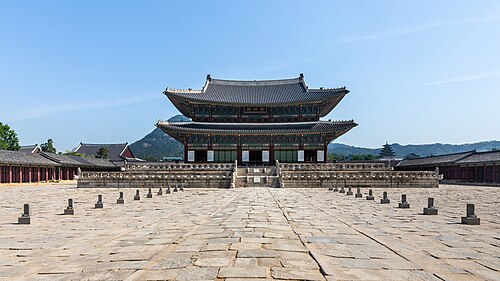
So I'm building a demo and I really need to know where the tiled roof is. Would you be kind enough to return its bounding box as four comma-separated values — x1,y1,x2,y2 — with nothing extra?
66,155,118,168
397,151,475,167
157,120,357,136
0,149,59,166
456,151,500,164
19,144,40,154
40,152,84,166
75,143,128,161
165,75,348,116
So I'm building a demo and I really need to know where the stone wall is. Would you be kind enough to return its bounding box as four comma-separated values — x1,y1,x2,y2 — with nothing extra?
279,163,440,188
77,161,440,189
77,162,235,189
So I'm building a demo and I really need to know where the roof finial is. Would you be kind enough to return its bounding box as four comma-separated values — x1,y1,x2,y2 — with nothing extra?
299,73,304,79
206,74,211,81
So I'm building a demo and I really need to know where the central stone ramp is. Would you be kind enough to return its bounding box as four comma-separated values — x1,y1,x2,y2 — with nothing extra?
236,166,280,188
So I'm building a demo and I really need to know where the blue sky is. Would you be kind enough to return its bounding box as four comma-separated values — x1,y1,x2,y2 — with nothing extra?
1,1,499,152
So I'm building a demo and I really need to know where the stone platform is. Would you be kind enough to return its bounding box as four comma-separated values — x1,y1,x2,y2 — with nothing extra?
0,184,498,280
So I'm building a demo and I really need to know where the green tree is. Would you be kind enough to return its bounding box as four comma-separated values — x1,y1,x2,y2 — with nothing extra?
379,142,395,159
63,150,83,156
96,147,109,159
328,153,346,161
350,154,378,161
404,153,420,160
41,138,57,153
0,122,20,151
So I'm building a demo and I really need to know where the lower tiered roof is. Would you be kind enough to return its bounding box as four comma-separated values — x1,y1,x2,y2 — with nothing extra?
157,120,357,141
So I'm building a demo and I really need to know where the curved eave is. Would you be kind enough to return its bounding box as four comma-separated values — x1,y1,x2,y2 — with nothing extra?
165,92,192,117
319,90,349,117
156,121,357,142
164,89,349,118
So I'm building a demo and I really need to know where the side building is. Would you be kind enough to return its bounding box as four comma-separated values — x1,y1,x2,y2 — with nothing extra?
396,150,500,184
0,149,120,185
158,74,357,164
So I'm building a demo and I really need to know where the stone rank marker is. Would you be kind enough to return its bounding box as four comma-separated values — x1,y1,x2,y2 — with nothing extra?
117,192,125,204
95,195,103,209
398,194,410,208
158,186,163,196
355,187,363,198
380,191,390,204
346,186,353,196
173,184,178,192
166,185,171,194
64,199,75,215
147,188,153,198
423,197,438,215
366,189,375,200
461,203,480,225
180,183,184,191
339,186,345,193
328,184,333,191
18,203,31,225
134,190,141,201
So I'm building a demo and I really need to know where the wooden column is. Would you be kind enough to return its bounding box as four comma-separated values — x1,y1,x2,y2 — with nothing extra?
483,164,487,182
9,166,12,184
19,167,23,184
324,142,328,163
37,167,40,183
237,135,242,164
269,134,274,165
474,165,477,182
184,141,188,163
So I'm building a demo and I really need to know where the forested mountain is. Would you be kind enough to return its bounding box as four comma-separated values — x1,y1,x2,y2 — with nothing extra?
328,141,500,158
129,115,189,161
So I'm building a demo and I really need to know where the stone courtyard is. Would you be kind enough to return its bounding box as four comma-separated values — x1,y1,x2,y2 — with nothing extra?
0,184,498,281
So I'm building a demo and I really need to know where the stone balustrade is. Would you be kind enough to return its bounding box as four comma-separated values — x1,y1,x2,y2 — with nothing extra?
279,162,391,172
77,161,439,189
126,162,235,171
280,168,441,188
78,162,235,188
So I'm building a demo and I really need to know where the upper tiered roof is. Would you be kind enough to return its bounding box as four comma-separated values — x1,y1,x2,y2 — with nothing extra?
164,74,348,117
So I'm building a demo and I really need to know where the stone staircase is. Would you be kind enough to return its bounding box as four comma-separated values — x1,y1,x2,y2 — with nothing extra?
235,166,280,188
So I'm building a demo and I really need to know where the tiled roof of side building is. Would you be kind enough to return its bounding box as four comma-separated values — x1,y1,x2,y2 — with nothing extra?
164,75,348,116
397,151,475,167
19,144,41,154
0,149,60,166
40,152,85,166
456,150,500,164
157,120,357,135
74,143,129,161
66,155,118,168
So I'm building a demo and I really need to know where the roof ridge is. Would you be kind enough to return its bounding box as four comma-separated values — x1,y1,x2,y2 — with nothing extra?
79,143,127,146
403,150,476,160
157,120,356,126
468,150,500,155
309,87,347,91
209,77,302,87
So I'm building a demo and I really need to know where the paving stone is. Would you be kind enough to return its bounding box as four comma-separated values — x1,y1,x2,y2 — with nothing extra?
218,266,269,278
271,267,325,280
0,183,498,280
234,257,258,266
175,266,219,281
